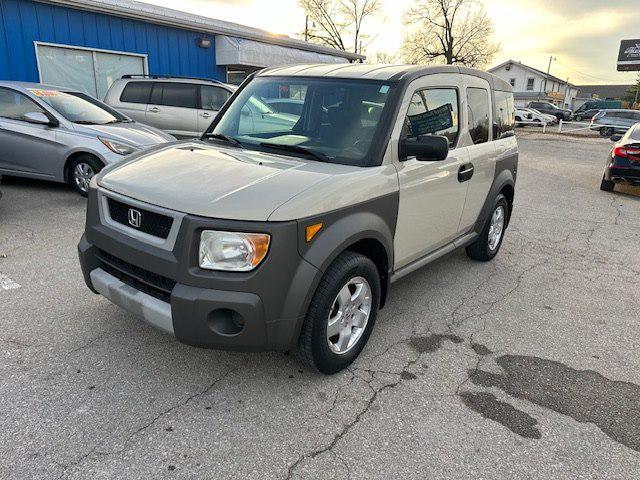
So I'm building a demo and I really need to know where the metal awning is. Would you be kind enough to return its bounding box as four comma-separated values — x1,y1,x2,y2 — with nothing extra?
215,36,349,69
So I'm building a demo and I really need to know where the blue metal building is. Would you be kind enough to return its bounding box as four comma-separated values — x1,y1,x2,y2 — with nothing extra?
0,0,361,99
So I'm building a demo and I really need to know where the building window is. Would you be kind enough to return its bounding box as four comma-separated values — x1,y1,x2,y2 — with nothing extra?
526,78,534,91
509,78,516,88
36,42,147,99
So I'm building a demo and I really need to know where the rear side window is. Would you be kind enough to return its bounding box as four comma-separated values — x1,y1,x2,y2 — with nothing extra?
119,82,152,104
200,86,230,111
403,88,459,146
0,87,45,120
493,90,515,139
151,83,198,109
467,87,490,144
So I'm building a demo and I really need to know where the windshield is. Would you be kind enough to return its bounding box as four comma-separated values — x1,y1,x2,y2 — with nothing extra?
209,77,396,166
29,89,124,125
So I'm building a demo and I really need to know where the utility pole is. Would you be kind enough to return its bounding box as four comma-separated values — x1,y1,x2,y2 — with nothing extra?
304,15,309,42
542,55,556,101
635,74,640,106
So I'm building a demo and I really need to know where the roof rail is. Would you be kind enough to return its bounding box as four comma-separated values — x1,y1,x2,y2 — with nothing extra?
121,74,226,85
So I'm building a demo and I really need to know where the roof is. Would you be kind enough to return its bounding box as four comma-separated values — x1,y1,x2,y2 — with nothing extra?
575,84,633,100
0,81,75,92
37,0,365,62
489,60,576,88
259,64,513,90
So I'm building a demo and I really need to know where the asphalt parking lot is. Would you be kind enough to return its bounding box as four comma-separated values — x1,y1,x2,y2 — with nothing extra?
1,134,639,480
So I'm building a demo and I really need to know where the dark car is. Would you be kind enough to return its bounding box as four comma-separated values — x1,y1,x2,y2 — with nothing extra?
572,109,600,122
527,101,572,121
600,123,640,191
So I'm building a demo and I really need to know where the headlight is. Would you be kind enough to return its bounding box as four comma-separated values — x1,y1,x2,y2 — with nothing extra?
99,137,138,155
199,230,270,271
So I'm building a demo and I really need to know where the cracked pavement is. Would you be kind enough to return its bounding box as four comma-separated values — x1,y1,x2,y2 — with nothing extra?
1,134,640,479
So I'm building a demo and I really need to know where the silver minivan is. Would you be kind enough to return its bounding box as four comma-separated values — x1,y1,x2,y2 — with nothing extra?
0,82,174,196
104,76,236,138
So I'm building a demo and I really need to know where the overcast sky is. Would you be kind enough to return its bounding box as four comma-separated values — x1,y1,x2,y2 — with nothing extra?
139,0,639,85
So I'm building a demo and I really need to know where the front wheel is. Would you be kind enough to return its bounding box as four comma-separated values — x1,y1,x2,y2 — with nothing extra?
466,194,509,262
575,115,583,122
70,155,103,197
297,251,380,374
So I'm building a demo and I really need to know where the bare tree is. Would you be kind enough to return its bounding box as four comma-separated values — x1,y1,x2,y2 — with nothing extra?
401,0,499,68
300,0,381,55
369,51,400,64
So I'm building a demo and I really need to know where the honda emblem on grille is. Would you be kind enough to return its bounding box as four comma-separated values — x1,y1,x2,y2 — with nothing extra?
128,209,142,228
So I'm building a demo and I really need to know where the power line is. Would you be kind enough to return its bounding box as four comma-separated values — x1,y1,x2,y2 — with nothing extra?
553,59,630,84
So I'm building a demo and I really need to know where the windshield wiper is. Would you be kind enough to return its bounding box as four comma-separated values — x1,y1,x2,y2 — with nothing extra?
259,142,329,162
73,120,97,125
202,133,243,148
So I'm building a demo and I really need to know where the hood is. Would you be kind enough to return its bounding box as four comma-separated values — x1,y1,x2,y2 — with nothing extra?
97,141,358,221
75,121,175,146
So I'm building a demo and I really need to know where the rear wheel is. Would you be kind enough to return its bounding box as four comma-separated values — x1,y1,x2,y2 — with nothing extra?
70,155,103,197
466,194,509,262
600,127,614,137
575,115,583,122
600,176,615,192
297,251,380,374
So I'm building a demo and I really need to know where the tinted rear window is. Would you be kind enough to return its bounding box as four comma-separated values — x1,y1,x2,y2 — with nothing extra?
493,90,515,139
467,87,490,144
120,82,152,104
157,83,197,109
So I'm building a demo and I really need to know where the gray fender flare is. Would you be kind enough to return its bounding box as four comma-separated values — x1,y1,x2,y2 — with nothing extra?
474,168,516,234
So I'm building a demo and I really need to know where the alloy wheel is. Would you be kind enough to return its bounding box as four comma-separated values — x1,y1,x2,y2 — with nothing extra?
326,276,372,355
488,206,505,251
73,162,95,194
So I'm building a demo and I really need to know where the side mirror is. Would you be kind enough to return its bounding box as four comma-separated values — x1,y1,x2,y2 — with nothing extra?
610,134,622,142
23,112,53,126
399,135,449,161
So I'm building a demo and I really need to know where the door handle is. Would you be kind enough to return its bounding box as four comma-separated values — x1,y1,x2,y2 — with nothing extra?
458,163,474,182
149,107,160,113
200,112,211,118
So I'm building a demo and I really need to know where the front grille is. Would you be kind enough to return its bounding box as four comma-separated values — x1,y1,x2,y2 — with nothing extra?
108,198,173,239
95,249,175,303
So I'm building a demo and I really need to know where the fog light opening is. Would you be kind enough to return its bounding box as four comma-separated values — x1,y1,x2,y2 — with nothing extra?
207,308,245,336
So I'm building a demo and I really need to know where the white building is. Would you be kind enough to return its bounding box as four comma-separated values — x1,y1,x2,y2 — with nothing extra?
488,60,579,109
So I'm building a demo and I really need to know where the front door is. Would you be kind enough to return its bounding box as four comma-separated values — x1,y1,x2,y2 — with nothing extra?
393,79,470,269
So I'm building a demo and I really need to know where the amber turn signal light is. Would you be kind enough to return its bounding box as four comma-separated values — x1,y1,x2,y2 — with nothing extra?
305,223,323,242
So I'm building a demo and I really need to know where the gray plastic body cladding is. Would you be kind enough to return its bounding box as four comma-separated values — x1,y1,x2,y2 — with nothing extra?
474,152,518,234
296,192,399,312
80,187,321,351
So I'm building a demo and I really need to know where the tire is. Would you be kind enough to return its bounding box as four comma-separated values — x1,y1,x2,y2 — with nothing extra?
297,251,381,374
575,115,583,122
600,127,614,137
600,176,615,192
466,194,510,262
515,116,522,128
69,155,103,197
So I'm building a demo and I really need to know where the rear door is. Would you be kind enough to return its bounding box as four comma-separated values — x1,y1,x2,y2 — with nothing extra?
0,87,64,178
146,82,198,137
458,79,497,231
392,75,470,268
197,85,231,134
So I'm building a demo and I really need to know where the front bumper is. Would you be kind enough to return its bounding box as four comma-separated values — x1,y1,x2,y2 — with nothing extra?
78,187,322,351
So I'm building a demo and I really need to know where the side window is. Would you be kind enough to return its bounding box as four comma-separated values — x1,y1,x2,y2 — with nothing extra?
493,90,515,140
402,88,459,146
0,88,45,121
526,78,535,91
119,82,152,104
467,87,490,144
200,86,230,111
158,83,197,109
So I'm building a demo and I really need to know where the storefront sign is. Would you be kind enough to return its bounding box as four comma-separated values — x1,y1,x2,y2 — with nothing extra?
617,39,640,71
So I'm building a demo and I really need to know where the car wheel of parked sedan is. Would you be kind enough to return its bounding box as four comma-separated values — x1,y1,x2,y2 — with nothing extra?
70,155,103,197
600,127,614,137
297,251,380,374
600,175,615,192
466,194,509,262
575,115,583,122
